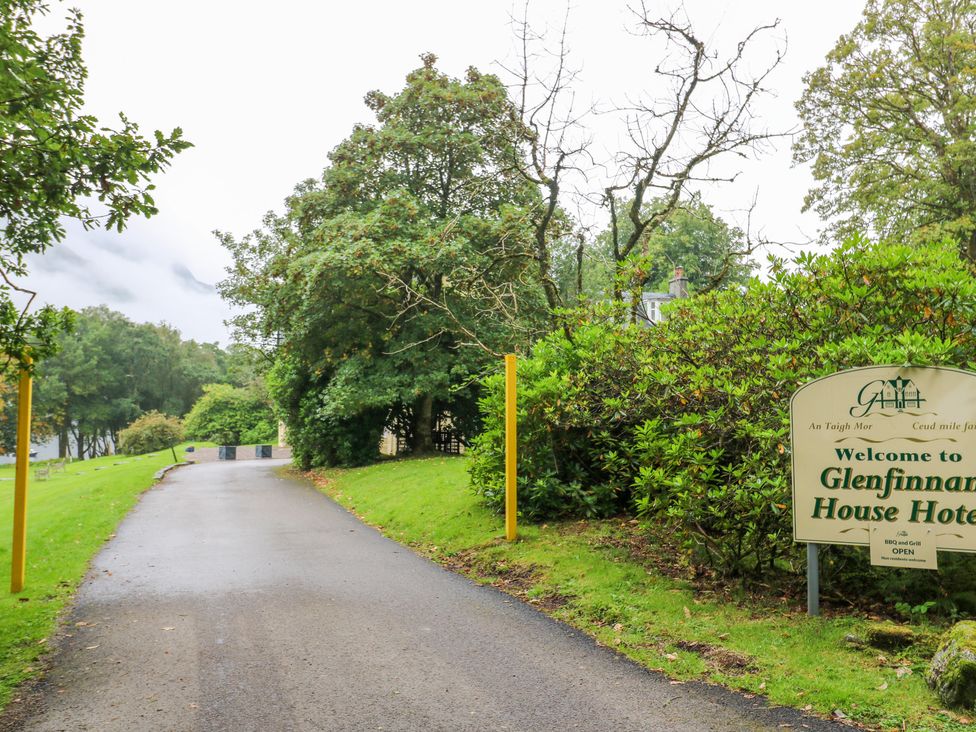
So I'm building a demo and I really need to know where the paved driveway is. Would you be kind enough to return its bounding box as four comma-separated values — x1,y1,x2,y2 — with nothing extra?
3,461,842,731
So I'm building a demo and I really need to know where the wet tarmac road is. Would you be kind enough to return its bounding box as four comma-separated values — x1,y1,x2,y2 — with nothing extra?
4,460,843,731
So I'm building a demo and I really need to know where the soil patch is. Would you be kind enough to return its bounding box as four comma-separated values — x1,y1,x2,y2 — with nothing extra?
673,640,758,675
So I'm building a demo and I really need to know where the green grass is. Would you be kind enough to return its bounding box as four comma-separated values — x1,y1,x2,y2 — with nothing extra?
0,445,199,707
307,456,972,732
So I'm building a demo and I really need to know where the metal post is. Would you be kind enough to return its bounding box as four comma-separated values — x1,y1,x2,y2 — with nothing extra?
11,356,33,593
806,543,820,616
504,354,517,541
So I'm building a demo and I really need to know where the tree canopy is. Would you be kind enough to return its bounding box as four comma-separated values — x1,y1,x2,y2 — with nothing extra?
795,0,976,258
182,383,275,446
220,56,551,463
23,306,251,458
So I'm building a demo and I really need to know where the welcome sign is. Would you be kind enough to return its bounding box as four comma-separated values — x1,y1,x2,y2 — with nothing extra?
791,366,976,566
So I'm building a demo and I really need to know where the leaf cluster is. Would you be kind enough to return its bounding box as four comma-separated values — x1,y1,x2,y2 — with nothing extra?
27,306,247,457
220,57,555,465
182,383,275,446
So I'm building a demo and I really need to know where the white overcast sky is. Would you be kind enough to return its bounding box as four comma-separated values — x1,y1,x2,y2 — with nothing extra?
22,0,866,345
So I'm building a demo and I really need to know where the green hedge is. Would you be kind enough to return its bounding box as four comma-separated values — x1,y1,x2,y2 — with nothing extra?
469,237,976,607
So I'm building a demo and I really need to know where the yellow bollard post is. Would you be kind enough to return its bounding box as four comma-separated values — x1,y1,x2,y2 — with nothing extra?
11,356,32,593
505,354,517,541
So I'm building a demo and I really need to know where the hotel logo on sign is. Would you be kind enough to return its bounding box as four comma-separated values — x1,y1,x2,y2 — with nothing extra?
849,376,925,418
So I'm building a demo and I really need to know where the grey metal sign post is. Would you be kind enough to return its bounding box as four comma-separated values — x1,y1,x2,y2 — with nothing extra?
806,543,819,616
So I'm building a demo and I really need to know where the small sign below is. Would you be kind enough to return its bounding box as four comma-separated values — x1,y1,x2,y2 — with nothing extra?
870,525,937,570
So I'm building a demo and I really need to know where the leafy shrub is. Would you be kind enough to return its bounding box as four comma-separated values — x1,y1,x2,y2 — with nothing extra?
267,355,384,469
470,237,976,596
118,411,183,455
468,323,631,519
183,383,275,445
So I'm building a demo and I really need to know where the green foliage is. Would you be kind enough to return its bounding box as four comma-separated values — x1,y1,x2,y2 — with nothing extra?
471,236,976,597
117,411,183,455
897,600,939,624
31,306,239,458
575,198,756,299
468,325,627,520
795,0,976,259
182,384,275,446
266,353,383,469
0,1,189,370
220,56,549,460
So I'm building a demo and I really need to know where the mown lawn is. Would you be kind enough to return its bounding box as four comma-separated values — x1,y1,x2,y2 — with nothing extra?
305,456,972,732
0,447,197,708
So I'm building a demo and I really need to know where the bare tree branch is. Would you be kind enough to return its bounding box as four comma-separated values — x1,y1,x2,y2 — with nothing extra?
604,6,788,299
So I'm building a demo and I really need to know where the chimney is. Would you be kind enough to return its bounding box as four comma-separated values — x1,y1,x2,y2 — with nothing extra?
669,266,689,299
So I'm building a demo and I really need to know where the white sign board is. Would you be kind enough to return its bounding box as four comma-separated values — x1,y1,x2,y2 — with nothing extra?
791,366,976,559
869,525,937,569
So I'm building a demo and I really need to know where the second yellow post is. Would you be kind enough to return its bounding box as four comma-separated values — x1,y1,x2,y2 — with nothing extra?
505,353,517,541
11,356,33,593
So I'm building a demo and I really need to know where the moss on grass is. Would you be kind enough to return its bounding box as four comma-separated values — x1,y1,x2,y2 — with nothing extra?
928,621,976,710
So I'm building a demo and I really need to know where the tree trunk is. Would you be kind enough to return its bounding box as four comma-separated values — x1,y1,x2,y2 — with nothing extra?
58,423,68,459
575,236,584,300
965,229,976,264
411,394,434,454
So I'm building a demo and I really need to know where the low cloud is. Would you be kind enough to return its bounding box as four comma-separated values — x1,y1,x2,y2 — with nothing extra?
171,263,214,294
29,244,137,302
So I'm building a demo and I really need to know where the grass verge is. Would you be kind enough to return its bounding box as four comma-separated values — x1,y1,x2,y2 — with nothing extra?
0,446,197,709
304,456,971,732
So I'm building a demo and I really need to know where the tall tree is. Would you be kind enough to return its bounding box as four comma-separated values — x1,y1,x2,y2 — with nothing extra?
604,9,784,299
220,56,550,460
504,3,592,325
795,0,976,259
0,1,189,371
